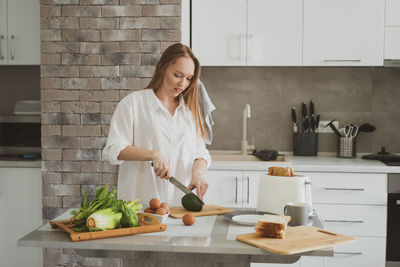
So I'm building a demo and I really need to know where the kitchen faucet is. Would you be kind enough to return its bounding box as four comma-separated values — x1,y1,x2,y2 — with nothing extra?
241,104,255,155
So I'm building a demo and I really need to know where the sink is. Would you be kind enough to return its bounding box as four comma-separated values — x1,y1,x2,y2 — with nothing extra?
209,150,286,162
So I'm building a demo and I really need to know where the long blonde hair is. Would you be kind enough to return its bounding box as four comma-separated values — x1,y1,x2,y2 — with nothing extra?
145,43,207,140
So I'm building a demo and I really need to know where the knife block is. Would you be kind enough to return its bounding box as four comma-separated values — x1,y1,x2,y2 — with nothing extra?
293,132,318,156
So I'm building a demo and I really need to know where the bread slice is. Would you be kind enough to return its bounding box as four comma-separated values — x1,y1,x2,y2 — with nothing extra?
254,214,291,239
268,167,295,177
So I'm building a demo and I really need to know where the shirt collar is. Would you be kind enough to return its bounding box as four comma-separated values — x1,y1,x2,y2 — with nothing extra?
146,89,186,113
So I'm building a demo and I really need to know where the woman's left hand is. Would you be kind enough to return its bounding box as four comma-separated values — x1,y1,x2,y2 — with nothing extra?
188,174,208,201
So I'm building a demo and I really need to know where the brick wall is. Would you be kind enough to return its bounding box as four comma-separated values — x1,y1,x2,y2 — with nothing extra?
40,0,181,265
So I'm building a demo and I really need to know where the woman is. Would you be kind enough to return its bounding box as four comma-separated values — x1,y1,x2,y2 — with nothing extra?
103,43,211,207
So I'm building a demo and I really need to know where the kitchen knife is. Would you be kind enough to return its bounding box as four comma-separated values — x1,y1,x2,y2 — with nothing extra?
315,114,320,132
310,100,315,132
151,162,205,205
302,102,307,132
304,115,309,133
291,107,298,133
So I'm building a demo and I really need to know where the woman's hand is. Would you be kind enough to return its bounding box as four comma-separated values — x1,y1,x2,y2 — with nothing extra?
152,151,171,179
188,174,208,200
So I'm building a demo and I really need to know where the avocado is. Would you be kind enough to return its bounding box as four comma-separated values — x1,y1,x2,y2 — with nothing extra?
181,193,203,212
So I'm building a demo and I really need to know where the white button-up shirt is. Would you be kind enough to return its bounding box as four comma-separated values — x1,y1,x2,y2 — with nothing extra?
103,89,211,207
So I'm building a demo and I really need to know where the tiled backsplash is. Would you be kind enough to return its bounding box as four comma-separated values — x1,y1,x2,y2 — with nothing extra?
200,67,400,153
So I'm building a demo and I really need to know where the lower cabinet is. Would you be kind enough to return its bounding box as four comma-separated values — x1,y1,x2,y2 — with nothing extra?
206,168,388,267
204,169,265,208
0,167,42,267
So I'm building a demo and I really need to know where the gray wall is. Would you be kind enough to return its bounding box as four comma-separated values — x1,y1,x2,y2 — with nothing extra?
201,67,400,153
0,66,40,114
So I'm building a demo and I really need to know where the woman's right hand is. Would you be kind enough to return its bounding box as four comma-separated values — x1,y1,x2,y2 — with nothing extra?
152,151,171,179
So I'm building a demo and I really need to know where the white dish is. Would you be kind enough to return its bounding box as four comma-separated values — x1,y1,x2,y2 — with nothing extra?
231,214,262,226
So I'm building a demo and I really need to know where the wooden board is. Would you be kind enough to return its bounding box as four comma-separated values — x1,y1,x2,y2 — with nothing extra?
169,205,235,218
50,219,167,242
237,226,355,255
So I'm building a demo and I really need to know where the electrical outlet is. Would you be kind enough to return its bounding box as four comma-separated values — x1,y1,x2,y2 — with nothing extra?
317,120,339,133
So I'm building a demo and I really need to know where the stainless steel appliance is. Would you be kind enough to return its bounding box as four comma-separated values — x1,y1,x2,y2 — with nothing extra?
387,174,400,267
0,114,41,159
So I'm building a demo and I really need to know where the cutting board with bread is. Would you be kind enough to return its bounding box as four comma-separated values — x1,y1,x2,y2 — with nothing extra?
236,214,355,255
169,205,235,218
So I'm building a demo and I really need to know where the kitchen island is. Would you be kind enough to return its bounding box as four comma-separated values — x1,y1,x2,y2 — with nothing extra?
18,210,331,267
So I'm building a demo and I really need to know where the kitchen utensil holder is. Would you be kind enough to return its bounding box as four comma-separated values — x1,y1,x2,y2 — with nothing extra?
337,137,356,158
293,132,318,156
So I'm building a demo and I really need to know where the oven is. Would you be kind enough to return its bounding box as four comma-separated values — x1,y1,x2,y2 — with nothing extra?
0,115,41,160
386,173,400,267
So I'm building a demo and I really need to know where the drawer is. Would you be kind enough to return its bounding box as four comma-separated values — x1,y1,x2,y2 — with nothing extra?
300,237,386,267
326,237,386,267
303,172,387,205
313,204,387,237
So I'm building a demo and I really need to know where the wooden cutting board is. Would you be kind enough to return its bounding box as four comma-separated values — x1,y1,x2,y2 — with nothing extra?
169,205,235,218
237,226,355,255
50,217,167,242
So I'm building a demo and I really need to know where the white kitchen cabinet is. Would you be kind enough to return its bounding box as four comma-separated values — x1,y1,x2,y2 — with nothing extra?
0,167,42,267
304,172,387,205
204,170,266,208
191,0,302,66
246,0,302,66
303,0,385,66
385,28,400,59
384,0,400,59
204,170,244,207
192,0,246,66
386,0,400,26
0,0,40,65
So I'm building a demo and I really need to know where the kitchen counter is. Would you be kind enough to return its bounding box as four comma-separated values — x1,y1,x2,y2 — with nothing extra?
210,154,400,173
0,160,41,168
18,210,331,266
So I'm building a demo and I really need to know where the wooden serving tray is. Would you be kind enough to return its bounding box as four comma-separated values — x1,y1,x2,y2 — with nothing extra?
169,205,235,218
237,225,355,255
50,219,167,242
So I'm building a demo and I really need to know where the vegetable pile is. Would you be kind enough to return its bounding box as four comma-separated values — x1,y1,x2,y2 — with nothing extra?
70,184,142,232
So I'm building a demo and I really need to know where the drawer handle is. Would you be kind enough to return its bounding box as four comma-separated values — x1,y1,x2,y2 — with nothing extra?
0,35,3,60
323,59,362,63
324,187,364,191
334,252,363,255
325,220,364,223
235,176,238,204
246,176,249,204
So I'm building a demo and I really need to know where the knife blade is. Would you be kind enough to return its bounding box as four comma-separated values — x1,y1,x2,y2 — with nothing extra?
315,114,320,132
291,107,298,133
169,177,192,195
302,102,307,132
150,162,205,205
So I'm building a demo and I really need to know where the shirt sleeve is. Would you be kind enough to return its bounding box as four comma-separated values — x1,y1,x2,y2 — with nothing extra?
193,133,212,169
102,98,134,165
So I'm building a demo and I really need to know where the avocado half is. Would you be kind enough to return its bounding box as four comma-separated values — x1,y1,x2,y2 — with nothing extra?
181,193,203,212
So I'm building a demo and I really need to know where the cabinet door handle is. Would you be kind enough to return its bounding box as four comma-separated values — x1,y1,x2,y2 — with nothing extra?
323,59,361,63
10,34,15,60
334,252,363,255
0,35,4,60
325,220,364,223
235,176,238,204
246,176,249,204
239,34,245,61
324,187,364,191
246,34,253,61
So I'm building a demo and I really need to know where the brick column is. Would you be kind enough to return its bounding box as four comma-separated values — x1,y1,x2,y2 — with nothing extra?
40,0,181,265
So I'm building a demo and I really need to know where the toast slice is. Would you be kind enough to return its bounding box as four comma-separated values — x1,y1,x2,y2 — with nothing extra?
254,214,291,239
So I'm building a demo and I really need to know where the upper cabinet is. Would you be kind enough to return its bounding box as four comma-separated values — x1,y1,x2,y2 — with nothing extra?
384,0,400,60
191,0,386,66
0,0,40,65
303,0,384,66
191,0,302,66
247,0,302,66
192,0,247,66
